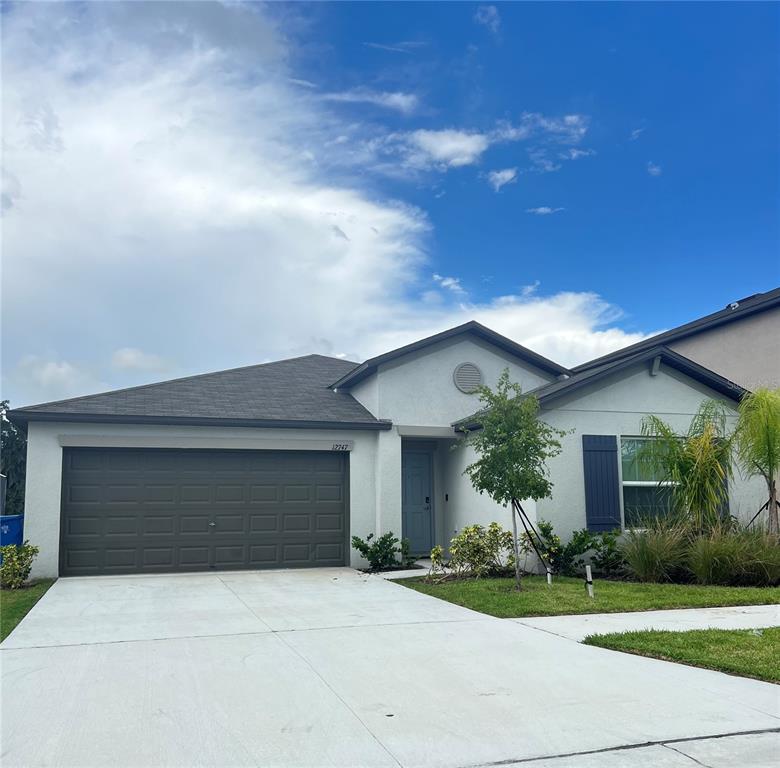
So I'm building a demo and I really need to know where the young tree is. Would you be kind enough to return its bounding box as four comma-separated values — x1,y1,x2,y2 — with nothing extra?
736,388,780,534
0,401,27,516
461,370,567,589
640,400,734,532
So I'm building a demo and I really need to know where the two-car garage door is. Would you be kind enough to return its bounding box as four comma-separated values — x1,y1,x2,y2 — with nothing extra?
60,448,348,576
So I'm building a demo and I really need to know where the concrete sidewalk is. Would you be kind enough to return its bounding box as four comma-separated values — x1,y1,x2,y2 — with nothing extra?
514,604,779,641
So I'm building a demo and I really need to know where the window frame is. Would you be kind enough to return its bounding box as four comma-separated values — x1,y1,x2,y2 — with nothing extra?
618,436,677,530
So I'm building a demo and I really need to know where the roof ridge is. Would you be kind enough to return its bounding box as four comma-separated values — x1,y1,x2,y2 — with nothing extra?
16,353,357,412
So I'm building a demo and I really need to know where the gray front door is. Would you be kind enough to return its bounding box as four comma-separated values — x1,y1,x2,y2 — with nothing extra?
402,450,433,554
60,448,348,576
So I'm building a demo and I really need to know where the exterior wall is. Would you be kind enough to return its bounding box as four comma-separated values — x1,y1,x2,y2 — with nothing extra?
350,335,556,427
536,361,766,537
442,439,537,541
669,307,780,390
22,421,380,579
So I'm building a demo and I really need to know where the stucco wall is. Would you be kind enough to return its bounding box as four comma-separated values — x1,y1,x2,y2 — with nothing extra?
351,335,556,426
442,439,537,541
22,421,381,579
669,307,780,390
536,361,766,536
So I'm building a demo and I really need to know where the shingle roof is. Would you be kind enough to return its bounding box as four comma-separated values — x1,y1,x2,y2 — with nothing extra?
453,346,747,431
330,320,570,389
11,355,391,430
572,287,780,373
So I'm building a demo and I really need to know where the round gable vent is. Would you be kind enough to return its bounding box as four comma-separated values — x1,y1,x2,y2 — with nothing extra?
453,362,483,394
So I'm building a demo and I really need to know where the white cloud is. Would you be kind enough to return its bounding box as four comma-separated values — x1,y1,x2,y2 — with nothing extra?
7,356,107,404
526,207,565,215
474,6,501,35
629,127,645,141
432,273,465,294
487,167,517,191
112,348,169,372
406,129,492,168
1,3,653,405
560,148,595,160
647,161,663,176
378,113,590,174
323,88,419,114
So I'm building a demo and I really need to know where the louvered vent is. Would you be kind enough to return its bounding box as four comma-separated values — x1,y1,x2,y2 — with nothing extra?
453,362,483,394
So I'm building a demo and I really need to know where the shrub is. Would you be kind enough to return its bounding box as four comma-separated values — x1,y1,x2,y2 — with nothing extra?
620,520,689,582
688,526,780,586
0,542,39,589
448,522,514,578
591,530,625,577
351,532,409,570
521,521,624,577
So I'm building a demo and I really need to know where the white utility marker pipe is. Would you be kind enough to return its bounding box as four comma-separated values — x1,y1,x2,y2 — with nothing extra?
585,565,594,599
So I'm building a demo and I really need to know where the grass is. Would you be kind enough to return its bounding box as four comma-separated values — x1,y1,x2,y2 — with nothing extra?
0,580,55,642
584,627,780,683
399,574,780,618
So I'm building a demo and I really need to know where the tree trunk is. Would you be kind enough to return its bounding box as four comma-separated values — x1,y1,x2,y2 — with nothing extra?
768,477,779,535
510,499,523,591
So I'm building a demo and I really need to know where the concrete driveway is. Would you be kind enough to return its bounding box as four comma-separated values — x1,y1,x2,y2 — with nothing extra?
2,569,778,768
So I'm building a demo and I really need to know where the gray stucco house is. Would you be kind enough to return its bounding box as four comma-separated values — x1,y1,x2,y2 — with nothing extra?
11,318,769,579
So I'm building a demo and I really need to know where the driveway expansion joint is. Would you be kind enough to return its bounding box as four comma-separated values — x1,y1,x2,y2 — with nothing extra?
458,727,780,767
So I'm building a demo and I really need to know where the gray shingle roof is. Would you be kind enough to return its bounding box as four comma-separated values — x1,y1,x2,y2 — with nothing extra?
11,355,390,430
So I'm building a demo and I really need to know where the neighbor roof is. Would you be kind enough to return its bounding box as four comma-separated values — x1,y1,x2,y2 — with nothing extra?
453,346,747,431
10,355,391,430
330,320,570,389
572,286,780,373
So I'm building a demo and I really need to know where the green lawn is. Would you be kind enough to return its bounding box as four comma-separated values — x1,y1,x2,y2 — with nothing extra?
399,574,780,618
584,627,780,683
0,580,55,642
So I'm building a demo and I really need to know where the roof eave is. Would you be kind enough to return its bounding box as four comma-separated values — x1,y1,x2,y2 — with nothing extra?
8,411,393,431
331,321,569,389
451,347,746,430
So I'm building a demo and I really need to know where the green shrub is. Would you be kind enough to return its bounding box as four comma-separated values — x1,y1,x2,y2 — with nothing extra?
689,527,780,586
0,542,39,589
351,532,409,570
591,530,626,577
521,520,588,575
448,522,514,578
522,521,624,577
620,521,689,582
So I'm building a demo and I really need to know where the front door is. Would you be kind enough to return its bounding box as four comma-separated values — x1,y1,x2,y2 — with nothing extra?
402,450,433,554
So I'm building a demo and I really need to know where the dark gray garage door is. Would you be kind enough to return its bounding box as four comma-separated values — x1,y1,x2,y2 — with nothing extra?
60,448,348,576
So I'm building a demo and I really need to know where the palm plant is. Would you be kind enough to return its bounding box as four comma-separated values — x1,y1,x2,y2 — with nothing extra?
736,388,780,534
639,400,734,532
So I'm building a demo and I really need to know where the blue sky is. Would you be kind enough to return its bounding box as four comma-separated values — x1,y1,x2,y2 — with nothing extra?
2,2,778,405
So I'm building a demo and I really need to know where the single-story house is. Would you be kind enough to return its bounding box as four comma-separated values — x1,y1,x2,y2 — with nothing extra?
11,321,766,579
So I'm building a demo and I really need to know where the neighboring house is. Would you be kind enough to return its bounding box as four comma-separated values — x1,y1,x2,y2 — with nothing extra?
572,287,780,391
11,321,766,579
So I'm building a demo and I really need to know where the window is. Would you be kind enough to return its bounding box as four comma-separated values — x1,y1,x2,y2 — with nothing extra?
620,438,674,527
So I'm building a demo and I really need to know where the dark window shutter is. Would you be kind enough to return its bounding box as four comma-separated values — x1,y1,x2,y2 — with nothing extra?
583,435,622,532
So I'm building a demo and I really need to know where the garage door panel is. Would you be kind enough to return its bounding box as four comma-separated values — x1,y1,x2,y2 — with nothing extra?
61,448,348,576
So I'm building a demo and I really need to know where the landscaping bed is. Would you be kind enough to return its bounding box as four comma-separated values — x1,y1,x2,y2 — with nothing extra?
0,579,55,642
583,627,780,683
399,574,780,618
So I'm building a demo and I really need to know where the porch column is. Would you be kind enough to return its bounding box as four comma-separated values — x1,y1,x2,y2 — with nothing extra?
375,427,403,536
